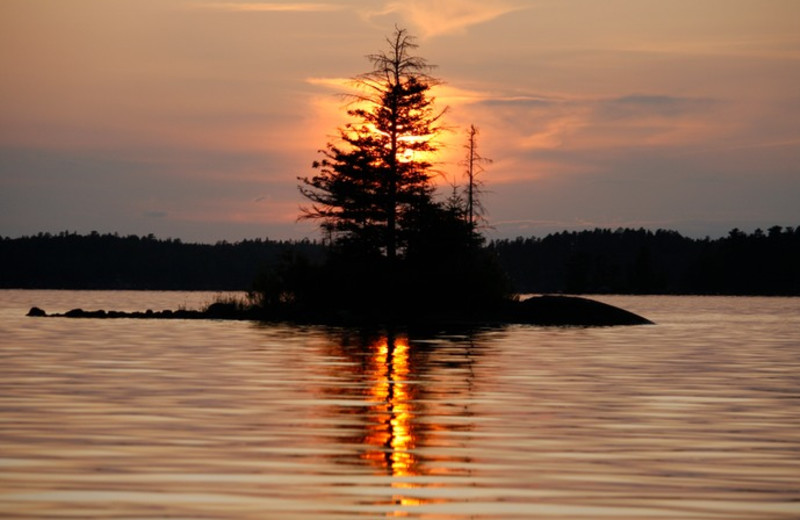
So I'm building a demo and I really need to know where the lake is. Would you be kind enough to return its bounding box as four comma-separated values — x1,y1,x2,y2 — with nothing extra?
1,290,799,519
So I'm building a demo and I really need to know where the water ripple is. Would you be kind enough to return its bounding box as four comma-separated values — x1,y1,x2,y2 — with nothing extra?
1,291,799,518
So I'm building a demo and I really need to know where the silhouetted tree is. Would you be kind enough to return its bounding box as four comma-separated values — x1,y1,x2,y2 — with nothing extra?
443,175,466,218
299,27,446,261
461,124,491,230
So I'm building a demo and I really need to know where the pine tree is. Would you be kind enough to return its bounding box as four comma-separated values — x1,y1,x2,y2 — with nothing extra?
299,28,446,261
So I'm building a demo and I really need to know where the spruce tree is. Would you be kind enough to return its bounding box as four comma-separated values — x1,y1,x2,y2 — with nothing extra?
299,28,446,260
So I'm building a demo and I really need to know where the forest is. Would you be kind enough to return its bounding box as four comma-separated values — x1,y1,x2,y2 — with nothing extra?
2,226,798,296
0,231,322,291
490,226,800,296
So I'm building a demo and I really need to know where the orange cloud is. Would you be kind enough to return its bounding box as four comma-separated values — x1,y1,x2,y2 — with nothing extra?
365,0,526,38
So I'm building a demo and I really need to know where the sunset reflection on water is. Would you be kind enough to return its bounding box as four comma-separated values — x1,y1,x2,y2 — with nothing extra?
362,335,417,476
317,331,480,514
363,335,433,513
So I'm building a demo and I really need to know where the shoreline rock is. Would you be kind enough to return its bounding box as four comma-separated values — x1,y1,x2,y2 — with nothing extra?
26,295,653,327
509,295,653,326
26,306,46,317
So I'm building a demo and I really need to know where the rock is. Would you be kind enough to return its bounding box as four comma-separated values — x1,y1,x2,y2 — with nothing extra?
511,295,653,326
27,306,46,317
205,301,239,319
61,308,107,318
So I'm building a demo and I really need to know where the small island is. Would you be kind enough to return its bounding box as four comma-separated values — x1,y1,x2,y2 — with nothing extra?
27,294,652,327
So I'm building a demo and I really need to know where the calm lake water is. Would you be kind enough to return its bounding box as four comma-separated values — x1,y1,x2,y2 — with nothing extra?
1,290,799,519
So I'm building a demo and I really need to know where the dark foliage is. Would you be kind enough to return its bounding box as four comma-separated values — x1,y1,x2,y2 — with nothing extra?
248,203,513,324
490,226,800,296
4,226,798,297
4,226,799,297
0,231,323,290
298,28,445,261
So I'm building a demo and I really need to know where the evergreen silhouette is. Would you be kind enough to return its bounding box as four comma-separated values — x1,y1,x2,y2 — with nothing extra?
287,28,510,322
3,228,798,297
299,27,446,261
489,226,800,295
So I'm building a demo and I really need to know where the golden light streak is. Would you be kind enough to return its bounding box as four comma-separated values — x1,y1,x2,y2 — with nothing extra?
363,336,417,477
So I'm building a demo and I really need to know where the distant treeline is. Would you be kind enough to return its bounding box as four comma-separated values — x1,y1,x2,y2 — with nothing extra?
489,226,800,296
0,232,323,290
2,227,799,295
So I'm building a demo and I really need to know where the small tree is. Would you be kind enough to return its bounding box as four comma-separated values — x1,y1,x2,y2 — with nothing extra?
443,175,466,219
299,28,446,261
462,124,492,230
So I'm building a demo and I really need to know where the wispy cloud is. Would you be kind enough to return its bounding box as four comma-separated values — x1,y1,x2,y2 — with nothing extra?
365,0,526,38
465,89,724,153
602,94,717,119
306,77,351,89
611,36,800,60
196,2,342,13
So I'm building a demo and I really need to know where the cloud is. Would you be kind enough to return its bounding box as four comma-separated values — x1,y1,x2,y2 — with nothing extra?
196,2,342,12
481,96,559,108
306,77,352,90
365,0,526,38
465,89,724,154
518,115,587,150
602,94,717,119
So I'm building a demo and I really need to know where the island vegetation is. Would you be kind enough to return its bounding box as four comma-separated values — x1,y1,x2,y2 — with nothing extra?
275,27,512,324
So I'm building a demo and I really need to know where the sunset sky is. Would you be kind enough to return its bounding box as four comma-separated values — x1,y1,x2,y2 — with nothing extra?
2,0,798,243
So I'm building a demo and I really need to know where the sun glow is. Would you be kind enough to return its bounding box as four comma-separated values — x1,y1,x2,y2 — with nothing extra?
345,121,439,167
307,77,450,176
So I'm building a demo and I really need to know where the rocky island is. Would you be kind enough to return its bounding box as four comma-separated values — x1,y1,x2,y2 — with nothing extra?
27,294,652,327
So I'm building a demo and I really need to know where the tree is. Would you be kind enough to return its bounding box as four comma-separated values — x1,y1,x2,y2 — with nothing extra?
299,28,446,261
284,29,513,321
462,124,491,230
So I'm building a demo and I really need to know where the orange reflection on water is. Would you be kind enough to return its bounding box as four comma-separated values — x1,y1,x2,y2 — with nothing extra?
319,331,476,515
362,335,418,477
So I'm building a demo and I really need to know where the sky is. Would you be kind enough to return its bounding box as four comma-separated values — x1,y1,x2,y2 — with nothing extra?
1,0,799,243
